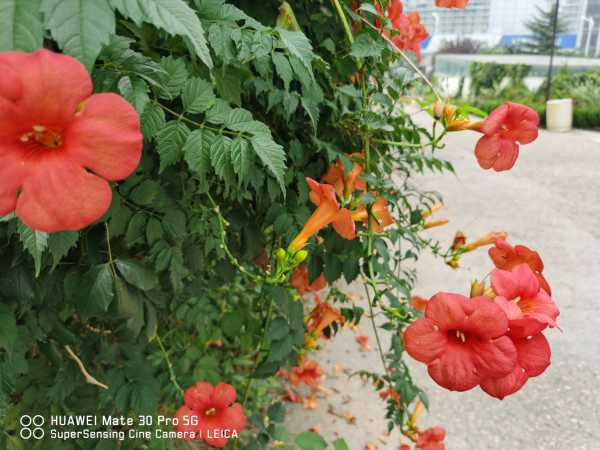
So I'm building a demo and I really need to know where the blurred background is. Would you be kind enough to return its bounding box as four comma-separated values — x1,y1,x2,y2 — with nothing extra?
412,0,600,130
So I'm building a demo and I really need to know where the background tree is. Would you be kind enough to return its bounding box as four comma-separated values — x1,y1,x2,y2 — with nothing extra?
524,2,568,54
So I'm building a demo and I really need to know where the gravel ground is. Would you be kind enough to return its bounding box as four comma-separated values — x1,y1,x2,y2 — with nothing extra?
284,120,600,450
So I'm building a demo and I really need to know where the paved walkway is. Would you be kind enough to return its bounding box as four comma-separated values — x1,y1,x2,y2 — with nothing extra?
285,124,600,450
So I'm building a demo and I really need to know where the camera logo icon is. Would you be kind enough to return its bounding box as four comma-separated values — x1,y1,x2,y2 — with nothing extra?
19,415,45,440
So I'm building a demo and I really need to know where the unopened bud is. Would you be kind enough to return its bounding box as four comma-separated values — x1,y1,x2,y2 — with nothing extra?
470,280,486,298
275,248,287,263
293,250,308,264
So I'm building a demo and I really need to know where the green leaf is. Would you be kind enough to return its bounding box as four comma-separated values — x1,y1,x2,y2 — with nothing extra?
333,439,350,450
250,134,287,193
118,76,150,114
0,304,17,353
140,102,166,139
110,0,213,68
115,259,159,291
162,210,186,239
295,432,327,450
155,121,191,172
18,222,48,277
230,137,253,181
225,109,270,134
183,129,211,177
272,52,293,91
157,56,189,98
72,264,115,317
41,0,116,70
210,135,232,179
350,33,386,58
48,231,79,270
277,28,314,79
114,277,145,336
0,0,44,52
130,180,161,206
125,212,147,247
182,78,216,113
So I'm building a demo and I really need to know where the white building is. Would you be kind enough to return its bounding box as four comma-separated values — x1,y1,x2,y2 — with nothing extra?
407,0,600,53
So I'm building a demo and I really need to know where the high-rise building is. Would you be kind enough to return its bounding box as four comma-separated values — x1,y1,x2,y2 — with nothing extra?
411,0,600,53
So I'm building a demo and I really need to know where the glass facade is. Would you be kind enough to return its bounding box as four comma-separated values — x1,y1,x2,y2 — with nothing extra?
404,0,492,35
409,0,600,50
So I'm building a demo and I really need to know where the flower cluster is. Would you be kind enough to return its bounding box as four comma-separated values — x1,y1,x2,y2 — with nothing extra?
175,382,247,448
436,101,540,172
404,240,559,399
288,155,393,251
375,0,429,60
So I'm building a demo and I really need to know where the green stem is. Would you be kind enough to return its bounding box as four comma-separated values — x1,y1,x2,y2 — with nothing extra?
206,192,260,283
155,333,184,398
331,0,355,45
372,138,423,148
157,103,248,139
242,294,275,407
104,223,119,279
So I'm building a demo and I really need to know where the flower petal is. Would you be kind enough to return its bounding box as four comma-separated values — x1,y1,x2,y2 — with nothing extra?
16,158,112,232
425,292,470,331
219,403,247,433
0,147,27,216
184,382,213,411
403,318,447,363
463,296,509,339
470,335,517,379
480,365,528,400
518,289,560,329
427,339,480,391
512,263,541,298
516,333,551,377
332,208,356,240
491,138,519,172
0,49,92,129
474,134,501,170
481,103,509,136
174,406,200,440
211,382,237,409
65,93,143,181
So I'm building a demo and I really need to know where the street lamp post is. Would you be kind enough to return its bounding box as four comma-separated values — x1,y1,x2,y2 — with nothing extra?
545,0,561,103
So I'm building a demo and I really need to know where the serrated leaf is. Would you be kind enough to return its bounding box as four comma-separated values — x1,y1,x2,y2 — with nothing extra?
115,259,159,291
182,78,216,113
277,28,314,79
110,0,213,68
114,277,144,336
48,231,79,270
157,56,188,98
140,102,166,139
0,304,17,353
41,0,115,70
350,33,386,58
0,0,44,52
250,134,286,193
225,109,270,134
183,129,211,177
230,137,252,181
130,180,161,205
210,135,232,179
155,121,191,172
18,222,48,277
72,264,115,317
125,212,147,247
118,76,150,114
272,52,293,91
